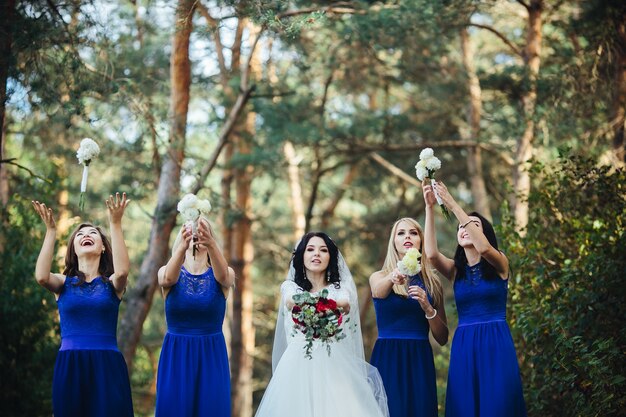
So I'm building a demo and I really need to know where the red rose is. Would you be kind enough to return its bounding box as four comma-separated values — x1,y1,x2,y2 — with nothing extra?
315,297,338,312
292,305,304,325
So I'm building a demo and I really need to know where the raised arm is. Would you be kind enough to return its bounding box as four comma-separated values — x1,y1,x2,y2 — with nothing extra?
158,225,192,288
196,218,235,288
31,201,65,293
106,192,131,296
433,181,508,278
422,181,455,280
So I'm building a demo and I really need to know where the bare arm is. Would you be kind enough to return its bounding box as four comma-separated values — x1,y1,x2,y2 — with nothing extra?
369,268,408,299
31,201,65,293
422,181,455,280
158,226,192,288
106,193,131,296
434,181,509,278
408,284,448,345
197,219,234,288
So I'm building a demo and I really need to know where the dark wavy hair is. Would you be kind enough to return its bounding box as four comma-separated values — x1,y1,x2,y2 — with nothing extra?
291,232,341,292
453,212,500,281
63,223,114,285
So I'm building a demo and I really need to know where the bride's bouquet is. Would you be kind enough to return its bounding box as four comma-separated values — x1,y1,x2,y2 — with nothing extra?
397,247,422,277
291,289,348,360
177,193,212,259
415,148,451,220
76,138,100,211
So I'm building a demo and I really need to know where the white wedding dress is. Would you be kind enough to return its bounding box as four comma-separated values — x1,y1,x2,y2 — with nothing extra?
255,275,389,417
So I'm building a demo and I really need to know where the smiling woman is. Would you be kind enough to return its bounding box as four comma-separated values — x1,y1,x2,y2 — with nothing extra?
31,193,134,417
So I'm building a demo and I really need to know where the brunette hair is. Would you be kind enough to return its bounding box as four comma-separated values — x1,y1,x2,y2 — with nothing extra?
291,232,341,292
453,212,500,280
63,223,114,285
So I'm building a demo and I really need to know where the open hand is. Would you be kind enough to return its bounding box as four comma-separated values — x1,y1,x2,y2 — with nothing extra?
32,201,56,230
194,218,217,250
432,180,455,209
106,192,130,224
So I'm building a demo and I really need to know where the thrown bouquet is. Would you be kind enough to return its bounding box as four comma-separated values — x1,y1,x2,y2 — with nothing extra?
291,289,348,360
76,138,100,211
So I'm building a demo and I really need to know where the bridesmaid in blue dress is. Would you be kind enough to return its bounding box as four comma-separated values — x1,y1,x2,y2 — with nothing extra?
369,217,448,417
155,217,235,417
422,180,526,417
32,193,133,417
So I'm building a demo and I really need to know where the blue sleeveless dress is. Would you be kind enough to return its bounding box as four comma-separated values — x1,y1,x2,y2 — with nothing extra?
370,275,438,417
445,264,526,417
155,266,230,417
53,276,134,417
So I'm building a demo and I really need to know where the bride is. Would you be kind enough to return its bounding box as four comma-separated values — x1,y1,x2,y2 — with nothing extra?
255,232,389,417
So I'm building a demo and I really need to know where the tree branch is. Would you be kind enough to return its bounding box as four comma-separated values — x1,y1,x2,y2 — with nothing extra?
516,0,531,10
368,153,422,188
0,158,52,183
191,85,255,194
276,4,361,19
197,1,228,87
467,23,523,57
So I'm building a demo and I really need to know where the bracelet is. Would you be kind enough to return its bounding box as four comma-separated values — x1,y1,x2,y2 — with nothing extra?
425,308,437,320
459,219,472,229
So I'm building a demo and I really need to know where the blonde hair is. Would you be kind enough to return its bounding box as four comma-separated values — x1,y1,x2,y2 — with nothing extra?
382,217,443,307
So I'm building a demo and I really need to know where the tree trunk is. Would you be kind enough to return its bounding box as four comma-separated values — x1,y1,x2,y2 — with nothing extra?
230,20,260,417
0,0,15,220
320,163,359,229
513,0,543,233
460,27,491,220
117,0,194,370
283,141,306,240
612,14,626,164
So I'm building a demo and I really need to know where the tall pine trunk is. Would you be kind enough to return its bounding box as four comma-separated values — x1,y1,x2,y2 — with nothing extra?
117,0,194,370
460,27,491,219
513,0,543,233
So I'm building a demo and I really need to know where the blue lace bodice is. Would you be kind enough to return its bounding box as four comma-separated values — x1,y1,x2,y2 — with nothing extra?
56,276,121,350
454,264,508,326
373,275,432,340
165,266,226,335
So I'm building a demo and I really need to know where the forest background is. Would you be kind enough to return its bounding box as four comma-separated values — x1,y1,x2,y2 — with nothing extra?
1,1,625,416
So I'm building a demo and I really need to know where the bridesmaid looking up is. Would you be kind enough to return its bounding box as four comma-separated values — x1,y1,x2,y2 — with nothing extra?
369,217,448,417
32,193,133,417
422,180,526,417
155,217,235,417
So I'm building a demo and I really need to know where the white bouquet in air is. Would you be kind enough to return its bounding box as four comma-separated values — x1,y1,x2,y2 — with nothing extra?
76,138,100,211
397,247,422,276
177,193,212,258
415,148,451,220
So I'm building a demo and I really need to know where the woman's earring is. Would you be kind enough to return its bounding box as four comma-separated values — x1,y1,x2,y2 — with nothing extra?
326,270,330,282
303,268,308,281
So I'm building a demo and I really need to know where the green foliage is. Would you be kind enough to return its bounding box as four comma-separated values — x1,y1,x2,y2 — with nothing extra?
0,175,61,417
502,154,626,416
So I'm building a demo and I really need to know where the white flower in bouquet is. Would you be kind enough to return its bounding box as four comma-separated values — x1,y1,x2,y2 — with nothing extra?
76,138,100,211
397,247,422,276
177,193,212,258
415,147,451,220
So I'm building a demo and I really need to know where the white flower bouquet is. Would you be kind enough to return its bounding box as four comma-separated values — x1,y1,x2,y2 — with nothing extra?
397,247,422,276
76,138,100,211
177,193,212,258
415,148,451,220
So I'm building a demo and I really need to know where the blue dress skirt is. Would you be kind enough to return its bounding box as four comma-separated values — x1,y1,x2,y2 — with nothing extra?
370,275,438,417
155,267,230,417
445,265,526,417
53,276,133,417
